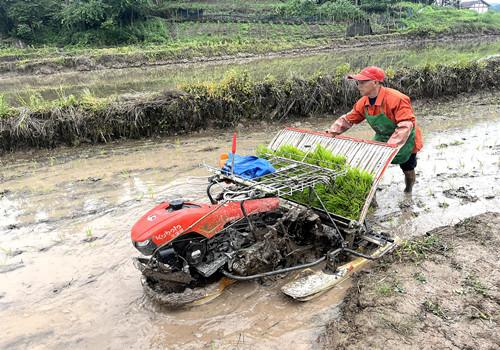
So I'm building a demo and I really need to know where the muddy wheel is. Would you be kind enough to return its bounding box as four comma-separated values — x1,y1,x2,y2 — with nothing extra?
141,276,231,308
142,276,186,294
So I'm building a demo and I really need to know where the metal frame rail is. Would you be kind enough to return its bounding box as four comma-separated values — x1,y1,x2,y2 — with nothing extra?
267,128,399,223
205,153,346,198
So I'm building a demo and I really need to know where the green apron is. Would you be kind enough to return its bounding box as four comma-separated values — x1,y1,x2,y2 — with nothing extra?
365,105,415,164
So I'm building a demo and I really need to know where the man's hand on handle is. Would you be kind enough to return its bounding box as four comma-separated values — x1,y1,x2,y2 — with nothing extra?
325,113,351,137
325,130,340,137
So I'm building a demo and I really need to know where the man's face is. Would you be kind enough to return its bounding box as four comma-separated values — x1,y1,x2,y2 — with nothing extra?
356,80,378,96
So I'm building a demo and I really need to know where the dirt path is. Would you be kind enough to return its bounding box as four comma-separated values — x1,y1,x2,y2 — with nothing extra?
322,212,500,350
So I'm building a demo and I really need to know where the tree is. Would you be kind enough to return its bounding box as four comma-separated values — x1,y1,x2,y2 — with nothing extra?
60,0,110,30
0,2,11,34
320,0,366,20
60,0,152,30
4,0,62,41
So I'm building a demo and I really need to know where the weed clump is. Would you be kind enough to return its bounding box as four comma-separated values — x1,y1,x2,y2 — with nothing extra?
422,299,450,320
396,234,450,263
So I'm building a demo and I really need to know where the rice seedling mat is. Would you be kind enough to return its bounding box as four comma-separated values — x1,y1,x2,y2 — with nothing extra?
267,128,399,223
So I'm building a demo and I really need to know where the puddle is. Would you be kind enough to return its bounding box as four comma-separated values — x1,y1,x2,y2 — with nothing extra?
0,92,499,349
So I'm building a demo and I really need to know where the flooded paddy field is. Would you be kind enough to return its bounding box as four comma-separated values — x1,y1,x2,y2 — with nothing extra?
1,37,499,107
0,92,499,349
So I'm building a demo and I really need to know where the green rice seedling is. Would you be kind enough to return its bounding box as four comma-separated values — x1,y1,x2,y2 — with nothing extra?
306,144,347,169
259,144,373,220
321,167,373,219
273,144,307,161
0,95,12,118
255,144,273,157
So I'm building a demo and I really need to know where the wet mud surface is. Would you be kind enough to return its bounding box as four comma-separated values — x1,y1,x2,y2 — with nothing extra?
0,92,499,349
322,212,500,350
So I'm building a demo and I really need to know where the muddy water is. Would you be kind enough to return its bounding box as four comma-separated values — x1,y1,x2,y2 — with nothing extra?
0,92,499,349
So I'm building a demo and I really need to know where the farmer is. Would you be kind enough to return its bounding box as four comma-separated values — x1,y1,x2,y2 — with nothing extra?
326,66,423,193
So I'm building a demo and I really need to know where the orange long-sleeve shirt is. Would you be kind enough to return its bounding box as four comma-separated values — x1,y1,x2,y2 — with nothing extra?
330,86,423,153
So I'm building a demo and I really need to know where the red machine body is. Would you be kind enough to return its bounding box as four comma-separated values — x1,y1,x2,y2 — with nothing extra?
131,198,280,250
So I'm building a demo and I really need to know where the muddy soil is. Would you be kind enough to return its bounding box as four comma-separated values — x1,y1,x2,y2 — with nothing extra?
322,212,500,350
0,92,499,349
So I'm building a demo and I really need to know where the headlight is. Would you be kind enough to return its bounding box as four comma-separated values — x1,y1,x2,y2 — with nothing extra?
134,238,157,256
136,239,151,247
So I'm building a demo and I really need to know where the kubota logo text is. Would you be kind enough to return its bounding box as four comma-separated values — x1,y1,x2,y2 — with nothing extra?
154,225,183,241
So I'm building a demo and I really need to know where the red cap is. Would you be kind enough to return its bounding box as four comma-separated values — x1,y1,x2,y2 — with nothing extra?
347,66,385,82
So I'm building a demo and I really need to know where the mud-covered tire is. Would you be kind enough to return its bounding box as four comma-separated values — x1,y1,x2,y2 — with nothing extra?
141,277,225,308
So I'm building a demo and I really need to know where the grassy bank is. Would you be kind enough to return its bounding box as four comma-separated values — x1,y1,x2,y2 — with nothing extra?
2,31,499,78
1,3,500,75
2,37,499,108
0,21,346,76
2,1,499,50
0,21,346,61
0,56,498,151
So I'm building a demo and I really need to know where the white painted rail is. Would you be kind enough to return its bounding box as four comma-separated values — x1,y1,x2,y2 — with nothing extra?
268,128,399,223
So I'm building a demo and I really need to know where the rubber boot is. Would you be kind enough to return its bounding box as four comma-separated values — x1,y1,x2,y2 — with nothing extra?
403,170,416,193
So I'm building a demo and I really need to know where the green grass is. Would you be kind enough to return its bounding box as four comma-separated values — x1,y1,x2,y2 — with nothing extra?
413,272,427,284
157,0,285,16
376,279,406,297
157,0,365,21
0,89,109,118
0,21,345,61
462,273,489,297
0,2,499,56
0,95,13,118
398,3,500,35
396,234,450,263
2,3,500,62
3,37,498,108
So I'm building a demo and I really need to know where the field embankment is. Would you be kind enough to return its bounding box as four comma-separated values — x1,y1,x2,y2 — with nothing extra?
1,31,499,76
0,57,498,152
321,212,500,349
